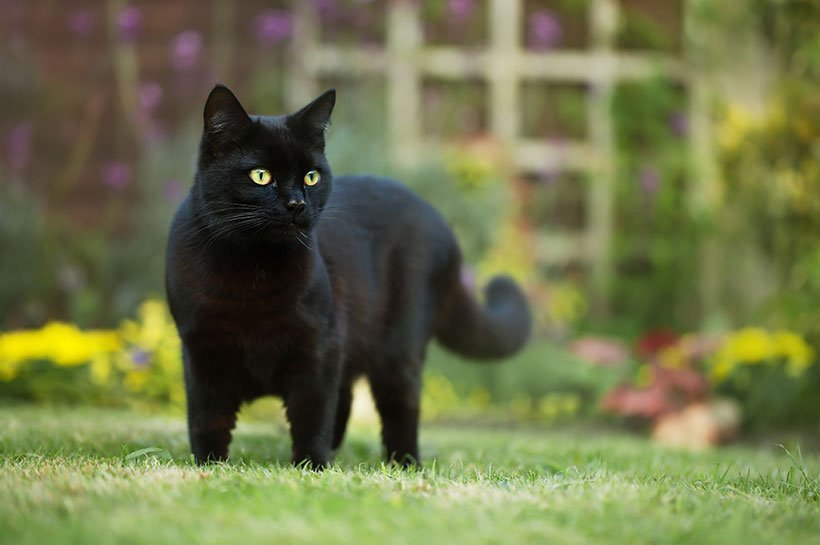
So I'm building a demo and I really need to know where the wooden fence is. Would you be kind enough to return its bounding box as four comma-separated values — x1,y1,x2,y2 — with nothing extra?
5,0,716,312
284,0,711,307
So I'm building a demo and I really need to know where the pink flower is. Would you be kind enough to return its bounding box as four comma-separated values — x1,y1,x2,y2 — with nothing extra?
669,112,688,137
139,82,163,112
170,30,202,70
448,0,476,23
6,122,32,172
639,166,661,194
100,161,132,191
117,6,142,43
67,8,95,37
569,337,629,367
251,9,293,47
528,10,562,50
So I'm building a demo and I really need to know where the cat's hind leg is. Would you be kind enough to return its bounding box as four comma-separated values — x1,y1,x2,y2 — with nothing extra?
368,362,422,467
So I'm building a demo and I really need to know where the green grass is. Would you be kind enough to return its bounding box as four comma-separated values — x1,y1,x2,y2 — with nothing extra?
1,405,818,545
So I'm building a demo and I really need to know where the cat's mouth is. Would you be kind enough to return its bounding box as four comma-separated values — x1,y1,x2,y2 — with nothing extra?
288,214,313,230
266,217,312,239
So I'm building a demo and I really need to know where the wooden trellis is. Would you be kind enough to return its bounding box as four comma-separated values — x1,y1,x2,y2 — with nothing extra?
285,0,707,310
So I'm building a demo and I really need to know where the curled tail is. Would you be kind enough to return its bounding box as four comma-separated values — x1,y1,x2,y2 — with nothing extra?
434,272,532,360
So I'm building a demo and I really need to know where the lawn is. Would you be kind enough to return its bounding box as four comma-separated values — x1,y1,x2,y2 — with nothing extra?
0,405,818,545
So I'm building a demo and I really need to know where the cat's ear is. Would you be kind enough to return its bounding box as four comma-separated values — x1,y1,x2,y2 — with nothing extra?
203,85,252,151
288,89,336,146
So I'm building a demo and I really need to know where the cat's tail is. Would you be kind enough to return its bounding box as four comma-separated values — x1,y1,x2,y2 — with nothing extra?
434,270,532,361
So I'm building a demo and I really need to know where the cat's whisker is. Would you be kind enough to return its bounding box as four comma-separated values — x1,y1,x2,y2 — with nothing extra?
295,230,316,254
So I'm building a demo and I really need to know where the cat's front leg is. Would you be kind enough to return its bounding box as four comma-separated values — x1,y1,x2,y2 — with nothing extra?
183,345,241,464
283,365,340,470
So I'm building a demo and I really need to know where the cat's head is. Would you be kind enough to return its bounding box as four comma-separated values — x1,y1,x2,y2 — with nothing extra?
192,84,335,245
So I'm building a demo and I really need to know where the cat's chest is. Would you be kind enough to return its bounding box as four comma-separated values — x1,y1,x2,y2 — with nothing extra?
175,255,318,339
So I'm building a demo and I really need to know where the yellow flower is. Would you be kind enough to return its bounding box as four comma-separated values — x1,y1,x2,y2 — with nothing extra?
546,282,588,326
421,374,461,419
717,327,775,365
558,393,580,416
124,369,149,392
466,388,491,409
89,354,113,385
509,397,532,418
0,358,23,382
477,220,535,285
119,299,177,351
0,322,121,378
709,357,735,384
772,330,815,375
536,396,559,420
710,328,815,382
718,105,757,153
446,150,496,191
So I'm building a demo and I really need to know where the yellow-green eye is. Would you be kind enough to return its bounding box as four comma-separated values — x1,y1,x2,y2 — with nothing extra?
249,168,272,186
304,170,321,187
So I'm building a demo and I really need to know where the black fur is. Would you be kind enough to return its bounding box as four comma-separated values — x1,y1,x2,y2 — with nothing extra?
165,85,531,468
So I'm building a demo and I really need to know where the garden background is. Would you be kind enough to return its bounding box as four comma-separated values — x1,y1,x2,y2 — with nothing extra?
0,0,818,445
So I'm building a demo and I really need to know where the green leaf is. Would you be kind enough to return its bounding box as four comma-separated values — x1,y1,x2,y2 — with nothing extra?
124,446,172,461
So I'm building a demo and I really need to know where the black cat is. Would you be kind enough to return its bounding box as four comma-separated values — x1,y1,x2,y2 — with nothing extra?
165,85,531,468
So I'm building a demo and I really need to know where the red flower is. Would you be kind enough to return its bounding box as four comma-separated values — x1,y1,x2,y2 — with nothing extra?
636,329,679,360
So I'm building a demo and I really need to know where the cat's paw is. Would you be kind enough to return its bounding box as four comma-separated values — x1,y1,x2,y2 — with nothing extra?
292,453,330,471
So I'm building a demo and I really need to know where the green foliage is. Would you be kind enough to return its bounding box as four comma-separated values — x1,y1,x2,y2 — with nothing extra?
425,340,624,419
751,0,820,78
0,131,191,328
0,179,52,326
608,79,701,331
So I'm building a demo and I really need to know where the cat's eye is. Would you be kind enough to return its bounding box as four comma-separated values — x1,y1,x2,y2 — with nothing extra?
304,170,321,187
249,168,272,186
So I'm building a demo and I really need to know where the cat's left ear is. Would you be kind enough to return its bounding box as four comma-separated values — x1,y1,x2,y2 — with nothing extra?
203,84,252,152
288,89,336,146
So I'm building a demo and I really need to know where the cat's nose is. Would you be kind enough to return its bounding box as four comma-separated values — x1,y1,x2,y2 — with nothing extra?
287,199,306,217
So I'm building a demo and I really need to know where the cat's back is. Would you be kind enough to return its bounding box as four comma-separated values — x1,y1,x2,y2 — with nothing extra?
322,175,451,242
317,175,458,306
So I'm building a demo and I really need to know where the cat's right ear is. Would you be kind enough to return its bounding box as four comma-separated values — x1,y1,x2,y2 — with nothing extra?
203,85,252,152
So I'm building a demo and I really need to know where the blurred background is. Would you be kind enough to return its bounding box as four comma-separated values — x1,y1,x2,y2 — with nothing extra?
0,0,818,447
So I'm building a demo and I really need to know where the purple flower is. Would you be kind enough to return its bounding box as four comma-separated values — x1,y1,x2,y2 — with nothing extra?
6,122,32,171
67,8,95,37
139,82,163,112
448,0,476,23
164,179,183,202
529,10,562,50
315,0,335,17
251,9,293,47
100,161,132,191
117,6,142,43
130,349,150,367
669,112,688,137
639,166,661,194
170,30,202,70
